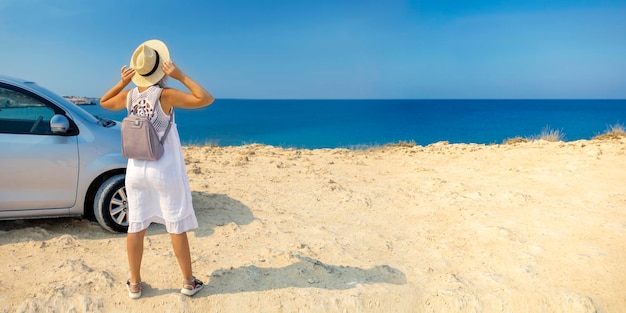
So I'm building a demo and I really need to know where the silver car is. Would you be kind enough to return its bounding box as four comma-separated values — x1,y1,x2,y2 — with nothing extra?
0,75,128,233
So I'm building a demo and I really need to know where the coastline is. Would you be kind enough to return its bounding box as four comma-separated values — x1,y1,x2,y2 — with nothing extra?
1,139,625,312
79,98,626,149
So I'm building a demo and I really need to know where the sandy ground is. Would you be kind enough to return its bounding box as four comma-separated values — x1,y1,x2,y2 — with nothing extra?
1,139,625,313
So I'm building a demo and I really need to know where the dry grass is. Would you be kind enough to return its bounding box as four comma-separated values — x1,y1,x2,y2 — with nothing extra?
593,123,626,140
503,126,564,145
352,140,417,151
535,126,565,142
384,140,417,148
502,137,531,145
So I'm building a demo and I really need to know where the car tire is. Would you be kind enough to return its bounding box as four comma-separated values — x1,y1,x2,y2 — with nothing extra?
94,174,128,233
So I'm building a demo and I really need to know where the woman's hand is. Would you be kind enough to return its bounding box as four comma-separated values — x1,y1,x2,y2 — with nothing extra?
121,65,135,84
162,60,185,81
160,59,214,109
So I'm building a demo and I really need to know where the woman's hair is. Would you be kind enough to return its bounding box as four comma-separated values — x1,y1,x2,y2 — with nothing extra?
156,76,169,88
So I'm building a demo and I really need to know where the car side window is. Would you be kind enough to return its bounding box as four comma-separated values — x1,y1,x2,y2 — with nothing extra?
0,86,56,134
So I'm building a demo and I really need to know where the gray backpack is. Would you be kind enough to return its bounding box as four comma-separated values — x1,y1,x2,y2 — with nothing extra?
121,88,173,161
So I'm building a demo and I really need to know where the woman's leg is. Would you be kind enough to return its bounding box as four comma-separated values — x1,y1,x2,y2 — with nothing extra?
170,232,194,281
127,228,148,284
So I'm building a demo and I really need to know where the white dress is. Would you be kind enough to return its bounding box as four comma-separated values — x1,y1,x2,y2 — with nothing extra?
124,86,198,234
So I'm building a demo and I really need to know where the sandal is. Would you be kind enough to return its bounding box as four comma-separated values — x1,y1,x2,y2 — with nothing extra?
127,279,142,299
180,277,204,296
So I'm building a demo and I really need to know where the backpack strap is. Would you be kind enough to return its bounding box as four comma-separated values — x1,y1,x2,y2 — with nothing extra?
160,109,174,145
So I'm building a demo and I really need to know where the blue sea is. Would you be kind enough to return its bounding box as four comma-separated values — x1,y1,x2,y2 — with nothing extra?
82,99,626,149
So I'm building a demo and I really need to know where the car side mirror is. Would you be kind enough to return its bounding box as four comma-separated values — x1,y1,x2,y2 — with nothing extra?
50,114,70,134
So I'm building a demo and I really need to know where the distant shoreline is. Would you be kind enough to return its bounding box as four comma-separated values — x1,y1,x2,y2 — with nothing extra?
63,96,98,105
180,133,626,150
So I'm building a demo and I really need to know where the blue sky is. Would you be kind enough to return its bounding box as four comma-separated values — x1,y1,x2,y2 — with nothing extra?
1,0,625,99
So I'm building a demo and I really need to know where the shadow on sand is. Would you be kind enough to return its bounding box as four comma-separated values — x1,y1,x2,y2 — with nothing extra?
199,255,407,297
190,192,256,238
0,192,254,245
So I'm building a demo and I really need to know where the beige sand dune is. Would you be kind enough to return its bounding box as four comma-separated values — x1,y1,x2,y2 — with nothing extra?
1,139,625,312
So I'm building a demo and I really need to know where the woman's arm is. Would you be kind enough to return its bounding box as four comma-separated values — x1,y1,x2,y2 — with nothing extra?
100,66,135,111
160,61,214,112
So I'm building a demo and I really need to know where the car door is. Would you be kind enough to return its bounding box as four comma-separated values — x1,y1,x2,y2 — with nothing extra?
0,84,79,212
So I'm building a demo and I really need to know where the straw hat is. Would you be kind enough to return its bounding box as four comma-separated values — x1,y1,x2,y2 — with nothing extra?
130,39,170,87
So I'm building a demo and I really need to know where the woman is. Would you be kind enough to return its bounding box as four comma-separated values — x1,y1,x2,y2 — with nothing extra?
100,39,214,299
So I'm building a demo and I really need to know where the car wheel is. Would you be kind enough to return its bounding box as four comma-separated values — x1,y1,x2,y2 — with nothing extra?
94,174,128,233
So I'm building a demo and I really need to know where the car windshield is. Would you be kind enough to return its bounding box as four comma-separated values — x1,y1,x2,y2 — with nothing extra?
24,82,103,124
